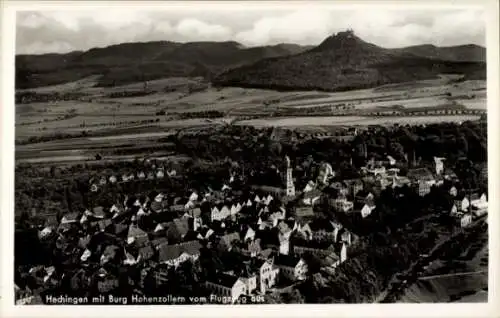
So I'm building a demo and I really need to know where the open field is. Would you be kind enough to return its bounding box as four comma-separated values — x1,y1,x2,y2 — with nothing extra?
236,115,481,128
15,74,486,164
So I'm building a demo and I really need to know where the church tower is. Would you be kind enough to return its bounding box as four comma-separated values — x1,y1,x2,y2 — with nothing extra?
285,156,296,197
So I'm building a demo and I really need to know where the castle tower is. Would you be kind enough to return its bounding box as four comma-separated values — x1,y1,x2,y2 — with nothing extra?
285,156,296,197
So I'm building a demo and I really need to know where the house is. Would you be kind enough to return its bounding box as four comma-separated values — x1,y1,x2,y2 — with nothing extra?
303,180,316,193
186,208,203,231
308,219,336,241
97,219,113,232
138,245,155,262
443,168,458,181
251,185,285,197
109,175,117,184
456,196,470,212
450,204,460,217
293,242,335,258
170,204,185,213
97,275,119,293
90,184,99,192
389,175,411,189
331,181,350,196
150,201,165,213
165,217,190,243
212,205,231,221
254,195,262,203
240,273,258,295
322,242,348,268
407,168,435,196
150,237,169,250
461,213,473,228
189,191,199,202
69,269,92,291
258,205,270,216
274,254,308,281
258,217,273,230
205,273,247,303
471,193,488,216
197,227,215,241
296,222,313,240
277,221,293,255
269,207,286,227
158,241,202,267
16,295,43,305
339,228,354,246
156,169,165,179
302,189,322,206
153,222,169,235
110,203,125,218
38,226,55,240
343,179,364,197
253,258,279,294
218,232,240,251
295,206,314,218
449,186,458,197
323,251,341,269
127,225,149,246
100,245,120,265
334,197,354,213
317,162,335,184
61,212,79,224
244,238,262,257
184,200,195,210
137,171,146,180
78,234,91,250
123,249,139,266
99,177,107,186
263,194,274,206
368,166,387,178
91,206,107,219
361,202,376,218
243,227,256,242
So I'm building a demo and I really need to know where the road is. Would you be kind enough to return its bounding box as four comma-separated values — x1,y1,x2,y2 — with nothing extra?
417,270,487,281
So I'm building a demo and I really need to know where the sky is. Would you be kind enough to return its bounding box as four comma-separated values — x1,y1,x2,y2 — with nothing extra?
15,6,486,55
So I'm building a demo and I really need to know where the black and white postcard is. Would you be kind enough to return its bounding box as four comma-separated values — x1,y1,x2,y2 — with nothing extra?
1,1,499,317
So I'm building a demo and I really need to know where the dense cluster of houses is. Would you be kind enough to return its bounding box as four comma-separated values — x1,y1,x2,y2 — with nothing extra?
16,151,488,304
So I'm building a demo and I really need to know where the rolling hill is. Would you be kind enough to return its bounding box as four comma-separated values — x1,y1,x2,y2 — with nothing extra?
393,44,486,62
16,31,485,91
15,41,313,89
213,31,486,92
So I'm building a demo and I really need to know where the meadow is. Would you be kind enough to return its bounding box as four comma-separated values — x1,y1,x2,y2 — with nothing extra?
236,115,481,128
15,74,486,163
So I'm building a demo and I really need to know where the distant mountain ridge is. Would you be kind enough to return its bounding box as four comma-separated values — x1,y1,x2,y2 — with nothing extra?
16,41,313,89
16,32,485,90
393,44,486,62
213,30,486,92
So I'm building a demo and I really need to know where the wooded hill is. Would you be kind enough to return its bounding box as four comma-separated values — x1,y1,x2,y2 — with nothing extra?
16,41,312,89
213,31,486,92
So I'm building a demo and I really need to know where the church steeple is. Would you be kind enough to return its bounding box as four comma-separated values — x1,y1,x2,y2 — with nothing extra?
285,156,296,197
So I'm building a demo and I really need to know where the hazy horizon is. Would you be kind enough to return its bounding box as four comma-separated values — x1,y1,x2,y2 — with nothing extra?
16,7,486,55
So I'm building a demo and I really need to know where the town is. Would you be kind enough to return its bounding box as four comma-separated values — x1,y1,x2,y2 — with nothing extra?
14,119,488,304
